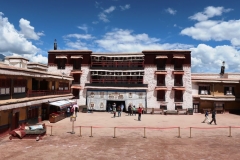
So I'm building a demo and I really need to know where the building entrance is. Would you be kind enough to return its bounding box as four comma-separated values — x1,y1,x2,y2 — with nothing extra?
106,100,126,112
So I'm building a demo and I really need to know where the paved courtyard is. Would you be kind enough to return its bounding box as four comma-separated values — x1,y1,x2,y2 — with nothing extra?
1,112,240,160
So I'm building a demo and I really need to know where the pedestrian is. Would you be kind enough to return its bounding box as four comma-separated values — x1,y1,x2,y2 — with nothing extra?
133,105,136,116
113,106,116,118
112,103,116,114
107,103,111,112
70,106,74,116
67,107,70,117
120,103,124,112
75,106,78,117
128,104,132,116
209,109,217,125
117,105,121,117
202,110,210,123
138,107,143,121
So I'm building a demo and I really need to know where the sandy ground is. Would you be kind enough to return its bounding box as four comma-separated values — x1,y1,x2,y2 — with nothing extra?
1,112,240,160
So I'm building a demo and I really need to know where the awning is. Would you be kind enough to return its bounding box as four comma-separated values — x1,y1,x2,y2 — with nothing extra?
173,54,185,59
200,97,235,101
56,55,67,59
71,86,82,89
71,55,83,59
155,87,168,91
173,71,184,75
70,71,82,75
155,71,167,75
173,87,185,91
156,55,168,59
49,100,72,109
192,80,239,83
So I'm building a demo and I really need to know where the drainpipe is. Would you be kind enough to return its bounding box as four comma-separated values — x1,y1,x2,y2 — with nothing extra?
213,84,214,96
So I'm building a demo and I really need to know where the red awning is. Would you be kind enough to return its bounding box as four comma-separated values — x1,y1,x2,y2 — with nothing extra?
155,87,168,91
155,71,167,75
71,86,82,89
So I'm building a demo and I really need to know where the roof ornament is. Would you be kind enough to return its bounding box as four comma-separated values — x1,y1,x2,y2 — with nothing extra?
220,61,225,75
54,39,57,50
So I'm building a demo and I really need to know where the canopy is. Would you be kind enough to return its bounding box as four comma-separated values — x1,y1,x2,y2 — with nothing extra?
71,55,83,59
173,54,185,59
49,100,72,109
156,55,168,59
56,55,67,59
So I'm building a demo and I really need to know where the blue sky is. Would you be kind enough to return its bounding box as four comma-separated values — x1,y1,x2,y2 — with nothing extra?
1,0,240,73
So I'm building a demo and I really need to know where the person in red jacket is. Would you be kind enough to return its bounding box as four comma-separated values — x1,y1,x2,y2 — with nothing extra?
138,107,143,121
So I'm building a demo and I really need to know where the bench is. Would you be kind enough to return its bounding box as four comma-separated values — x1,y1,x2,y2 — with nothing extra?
177,109,187,115
151,108,164,115
165,110,178,115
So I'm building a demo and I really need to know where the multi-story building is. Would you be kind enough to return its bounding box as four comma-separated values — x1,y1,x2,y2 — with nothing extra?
0,56,74,134
47,44,192,111
192,72,240,113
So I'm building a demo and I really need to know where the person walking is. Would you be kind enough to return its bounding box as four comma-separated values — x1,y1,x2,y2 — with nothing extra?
133,105,136,116
209,109,217,125
117,105,121,117
70,106,74,116
128,105,132,116
75,106,78,117
120,103,124,112
202,110,210,123
113,106,116,118
138,107,143,121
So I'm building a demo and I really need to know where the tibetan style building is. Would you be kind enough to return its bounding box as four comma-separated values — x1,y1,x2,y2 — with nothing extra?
48,49,192,111
0,56,74,134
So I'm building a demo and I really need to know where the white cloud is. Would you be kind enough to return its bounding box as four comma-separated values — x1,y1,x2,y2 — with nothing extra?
120,4,130,11
77,24,88,33
23,53,48,64
98,12,109,22
94,29,193,52
181,19,240,46
189,6,232,21
190,44,240,73
63,34,95,40
165,8,177,15
98,6,116,22
0,13,39,56
104,6,115,13
19,18,44,40
92,21,99,24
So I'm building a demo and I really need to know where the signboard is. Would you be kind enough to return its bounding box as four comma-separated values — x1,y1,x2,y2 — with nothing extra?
70,116,76,122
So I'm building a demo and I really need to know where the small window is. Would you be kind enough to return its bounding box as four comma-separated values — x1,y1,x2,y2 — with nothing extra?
175,105,182,110
157,90,165,101
160,105,167,110
198,86,210,95
224,87,235,95
175,90,183,102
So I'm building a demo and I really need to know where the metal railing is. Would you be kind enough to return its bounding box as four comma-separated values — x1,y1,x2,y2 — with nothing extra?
27,90,71,97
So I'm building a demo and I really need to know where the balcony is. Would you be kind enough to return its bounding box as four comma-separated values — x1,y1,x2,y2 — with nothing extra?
27,90,71,97
91,61,144,69
85,83,148,88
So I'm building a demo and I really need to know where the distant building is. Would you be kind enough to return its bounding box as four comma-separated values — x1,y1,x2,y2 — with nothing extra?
192,73,240,113
0,56,74,134
48,48,192,111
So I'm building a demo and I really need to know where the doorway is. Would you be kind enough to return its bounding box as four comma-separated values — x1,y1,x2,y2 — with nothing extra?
193,103,199,113
11,112,19,130
106,100,126,112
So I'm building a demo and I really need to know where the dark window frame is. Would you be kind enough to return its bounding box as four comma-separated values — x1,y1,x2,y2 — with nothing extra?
157,90,165,101
198,86,211,95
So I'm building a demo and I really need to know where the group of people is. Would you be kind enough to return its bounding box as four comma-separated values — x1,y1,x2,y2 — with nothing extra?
202,109,217,125
109,102,143,121
66,105,79,117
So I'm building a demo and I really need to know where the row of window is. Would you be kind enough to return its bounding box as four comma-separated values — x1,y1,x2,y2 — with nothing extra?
157,90,183,102
0,87,26,95
157,74,183,86
198,86,235,95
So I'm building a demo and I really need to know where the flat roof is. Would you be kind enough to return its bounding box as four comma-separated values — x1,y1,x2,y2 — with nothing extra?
48,50,92,54
142,50,191,54
5,56,29,61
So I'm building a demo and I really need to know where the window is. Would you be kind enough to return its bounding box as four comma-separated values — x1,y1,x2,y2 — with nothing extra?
13,79,27,94
57,59,66,69
174,75,183,86
215,103,224,110
160,105,167,110
157,90,165,101
0,79,11,95
175,90,183,102
224,87,235,95
157,59,166,70
198,86,210,95
174,59,183,70
157,75,165,86
59,82,69,90
175,105,182,110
